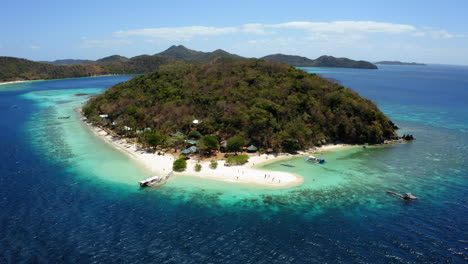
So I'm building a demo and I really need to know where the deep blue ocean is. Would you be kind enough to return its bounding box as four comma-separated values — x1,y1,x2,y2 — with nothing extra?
0,65,467,263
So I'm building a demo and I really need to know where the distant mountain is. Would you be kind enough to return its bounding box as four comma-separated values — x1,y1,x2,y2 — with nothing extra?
156,45,244,63
375,61,426,66
313,55,377,69
0,55,177,82
1,45,381,82
0,57,106,82
41,59,95,65
96,55,129,63
260,54,315,67
261,54,377,69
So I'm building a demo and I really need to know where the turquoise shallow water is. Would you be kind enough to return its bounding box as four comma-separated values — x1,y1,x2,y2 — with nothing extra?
0,67,467,263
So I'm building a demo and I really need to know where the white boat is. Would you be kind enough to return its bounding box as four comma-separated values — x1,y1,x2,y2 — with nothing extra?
305,155,325,164
138,172,173,187
139,176,164,187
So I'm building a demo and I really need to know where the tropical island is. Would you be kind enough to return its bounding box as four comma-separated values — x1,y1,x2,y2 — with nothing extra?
1,45,378,83
81,59,398,187
375,61,426,66
261,54,378,69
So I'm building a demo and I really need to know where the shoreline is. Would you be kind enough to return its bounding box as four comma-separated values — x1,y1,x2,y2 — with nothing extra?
0,80,44,86
0,74,139,86
79,110,354,188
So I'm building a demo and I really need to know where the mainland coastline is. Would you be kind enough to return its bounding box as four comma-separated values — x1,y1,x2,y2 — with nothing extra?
79,108,353,188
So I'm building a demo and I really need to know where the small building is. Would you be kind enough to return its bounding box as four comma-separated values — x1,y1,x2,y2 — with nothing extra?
247,145,258,152
181,146,198,155
184,139,199,145
220,140,227,148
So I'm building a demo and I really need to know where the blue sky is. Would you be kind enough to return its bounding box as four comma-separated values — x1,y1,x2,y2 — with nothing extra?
1,0,467,65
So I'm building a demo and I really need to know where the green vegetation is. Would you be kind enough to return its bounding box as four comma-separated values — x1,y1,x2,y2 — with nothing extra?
173,158,187,171
198,135,220,153
0,55,176,82
195,163,202,172
156,45,243,63
209,161,218,169
226,136,245,153
187,130,202,139
1,46,380,82
226,154,249,165
96,55,130,63
137,131,169,150
375,61,426,66
261,54,378,69
83,59,397,151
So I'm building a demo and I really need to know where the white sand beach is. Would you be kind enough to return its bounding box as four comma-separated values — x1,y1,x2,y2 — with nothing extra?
0,80,33,86
81,112,352,188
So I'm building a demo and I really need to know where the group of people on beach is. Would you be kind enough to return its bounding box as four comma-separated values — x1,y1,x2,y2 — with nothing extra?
264,174,280,184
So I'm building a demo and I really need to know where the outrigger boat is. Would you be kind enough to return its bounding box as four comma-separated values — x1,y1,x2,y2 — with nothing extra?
58,116,70,119
139,172,172,188
387,191,418,200
305,155,325,164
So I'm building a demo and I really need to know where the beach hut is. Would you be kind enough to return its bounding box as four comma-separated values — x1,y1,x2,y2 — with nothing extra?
181,148,192,155
189,146,198,153
220,140,227,148
181,146,198,155
247,145,258,152
185,139,199,145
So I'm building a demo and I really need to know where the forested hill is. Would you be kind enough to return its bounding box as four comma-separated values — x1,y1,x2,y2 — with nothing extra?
0,56,177,82
261,54,378,69
1,46,379,82
156,45,244,62
83,59,397,152
375,61,426,66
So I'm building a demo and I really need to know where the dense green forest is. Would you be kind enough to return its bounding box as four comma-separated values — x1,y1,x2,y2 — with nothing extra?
1,46,378,82
83,59,397,152
156,45,243,63
261,54,378,69
0,56,177,82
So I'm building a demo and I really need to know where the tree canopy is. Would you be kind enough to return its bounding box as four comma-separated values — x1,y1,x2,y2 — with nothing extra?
83,59,397,152
226,136,245,153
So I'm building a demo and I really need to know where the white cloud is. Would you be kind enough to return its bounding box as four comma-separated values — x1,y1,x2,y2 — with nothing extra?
240,23,272,35
81,37,132,48
87,21,466,57
267,21,416,34
427,30,467,39
113,21,425,42
30,45,40,50
114,26,239,41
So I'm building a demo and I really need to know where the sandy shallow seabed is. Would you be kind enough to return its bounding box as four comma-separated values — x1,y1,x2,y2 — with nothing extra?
80,111,353,188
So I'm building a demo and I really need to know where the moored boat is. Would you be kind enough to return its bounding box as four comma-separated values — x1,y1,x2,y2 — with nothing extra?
139,172,173,187
305,155,325,164
139,176,164,187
